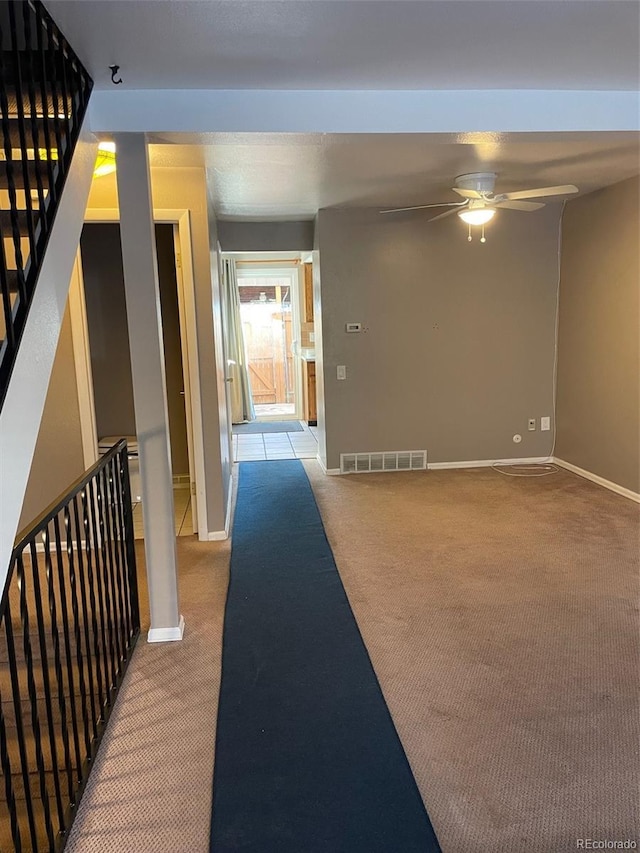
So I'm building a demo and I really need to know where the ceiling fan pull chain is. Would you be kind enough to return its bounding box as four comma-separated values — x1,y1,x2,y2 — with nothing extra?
467,224,472,242
480,224,486,244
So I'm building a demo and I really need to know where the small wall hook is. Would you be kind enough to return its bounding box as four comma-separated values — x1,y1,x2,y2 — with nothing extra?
109,64,123,85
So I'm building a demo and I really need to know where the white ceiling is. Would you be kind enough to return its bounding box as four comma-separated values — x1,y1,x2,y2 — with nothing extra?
146,133,640,219
48,1,640,91
48,0,640,218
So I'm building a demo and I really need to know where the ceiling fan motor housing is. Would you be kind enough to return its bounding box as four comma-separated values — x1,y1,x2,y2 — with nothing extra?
455,172,497,196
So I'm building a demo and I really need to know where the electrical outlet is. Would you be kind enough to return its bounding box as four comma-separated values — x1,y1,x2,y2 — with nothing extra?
541,416,551,431
337,365,347,380
528,419,536,431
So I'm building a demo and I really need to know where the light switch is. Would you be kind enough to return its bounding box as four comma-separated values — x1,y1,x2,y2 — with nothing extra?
337,365,347,380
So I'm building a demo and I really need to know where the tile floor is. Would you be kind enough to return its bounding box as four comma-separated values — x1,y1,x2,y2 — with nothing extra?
132,487,193,539
234,420,318,462
130,422,317,539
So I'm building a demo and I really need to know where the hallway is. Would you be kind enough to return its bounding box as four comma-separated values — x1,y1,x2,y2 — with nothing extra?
62,461,639,852
233,421,318,462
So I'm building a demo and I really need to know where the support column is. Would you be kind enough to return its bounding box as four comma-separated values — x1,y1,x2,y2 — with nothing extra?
115,133,183,642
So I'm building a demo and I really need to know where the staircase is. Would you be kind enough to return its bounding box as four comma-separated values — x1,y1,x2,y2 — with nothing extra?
0,441,141,852
0,3,105,850
0,0,92,411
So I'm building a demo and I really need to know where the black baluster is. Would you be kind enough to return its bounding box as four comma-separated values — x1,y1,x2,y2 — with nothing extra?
45,16,64,172
0,637,23,852
72,493,106,716
0,13,28,305
95,476,118,697
52,514,83,787
22,2,47,227
42,522,77,807
7,2,39,271
62,505,95,757
58,33,73,149
60,509,92,759
35,2,57,208
119,446,141,633
104,459,128,662
2,598,38,851
0,221,17,356
99,466,124,674
29,540,66,836
112,451,133,643
64,505,99,743
85,479,114,706
16,552,56,850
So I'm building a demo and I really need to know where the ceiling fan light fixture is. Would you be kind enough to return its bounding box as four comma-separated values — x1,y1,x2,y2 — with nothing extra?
458,207,495,226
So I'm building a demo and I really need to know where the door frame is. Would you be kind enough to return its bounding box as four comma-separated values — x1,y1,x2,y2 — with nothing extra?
234,262,304,421
70,207,207,538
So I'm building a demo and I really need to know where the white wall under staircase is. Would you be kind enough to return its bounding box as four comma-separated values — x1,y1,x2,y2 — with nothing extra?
0,127,98,588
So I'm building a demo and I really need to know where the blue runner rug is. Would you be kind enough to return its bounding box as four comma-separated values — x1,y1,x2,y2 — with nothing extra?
210,460,441,852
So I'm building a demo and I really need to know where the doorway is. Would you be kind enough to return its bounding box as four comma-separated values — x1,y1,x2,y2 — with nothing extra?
78,222,196,537
235,264,303,420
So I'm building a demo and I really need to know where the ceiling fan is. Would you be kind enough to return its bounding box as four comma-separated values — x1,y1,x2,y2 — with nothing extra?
380,172,579,242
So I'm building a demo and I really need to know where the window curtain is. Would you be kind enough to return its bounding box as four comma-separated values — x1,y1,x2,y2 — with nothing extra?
222,258,255,424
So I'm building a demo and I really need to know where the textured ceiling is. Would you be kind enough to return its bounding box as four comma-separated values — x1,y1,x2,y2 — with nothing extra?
47,1,640,91
147,133,640,219
49,0,639,218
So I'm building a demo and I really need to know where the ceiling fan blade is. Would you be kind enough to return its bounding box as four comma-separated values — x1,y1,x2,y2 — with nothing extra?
495,200,546,211
495,184,579,202
427,207,461,223
452,188,483,199
380,201,466,215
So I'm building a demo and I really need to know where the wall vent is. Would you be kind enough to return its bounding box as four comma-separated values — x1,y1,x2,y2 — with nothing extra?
340,450,427,474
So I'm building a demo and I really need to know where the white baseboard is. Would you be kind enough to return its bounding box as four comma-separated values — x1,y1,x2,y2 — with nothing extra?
206,475,234,540
207,529,228,541
316,455,341,475
428,456,551,470
553,458,640,503
147,614,185,643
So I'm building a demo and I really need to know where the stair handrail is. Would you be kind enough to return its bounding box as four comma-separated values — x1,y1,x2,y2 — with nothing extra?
0,439,140,852
0,0,93,412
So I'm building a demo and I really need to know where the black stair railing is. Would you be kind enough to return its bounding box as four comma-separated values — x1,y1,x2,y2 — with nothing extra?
0,0,93,411
0,440,140,852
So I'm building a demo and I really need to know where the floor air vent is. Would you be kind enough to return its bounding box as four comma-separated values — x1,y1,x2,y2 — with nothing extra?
340,450,427,474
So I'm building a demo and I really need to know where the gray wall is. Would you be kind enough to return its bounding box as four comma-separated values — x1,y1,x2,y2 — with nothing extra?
315,206,562,470
81,223,189,476
556,176,640,492
81,223,136,438
206,204,232,521
19,305,85,529
217,220,314,252
155,225,190,477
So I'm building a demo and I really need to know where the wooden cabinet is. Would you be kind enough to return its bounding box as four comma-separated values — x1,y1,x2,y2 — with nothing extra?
303,263,314,323
303,360,317,425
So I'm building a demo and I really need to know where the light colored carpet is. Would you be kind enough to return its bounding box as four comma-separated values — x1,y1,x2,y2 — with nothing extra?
64,534,230,853
305,463,640,852
64,464,639,853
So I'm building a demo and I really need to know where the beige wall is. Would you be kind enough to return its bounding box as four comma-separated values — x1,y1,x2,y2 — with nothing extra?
88,166,229,534
556,176,640,493
316,205,562,470
206,202,232,518
19,304,85,530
